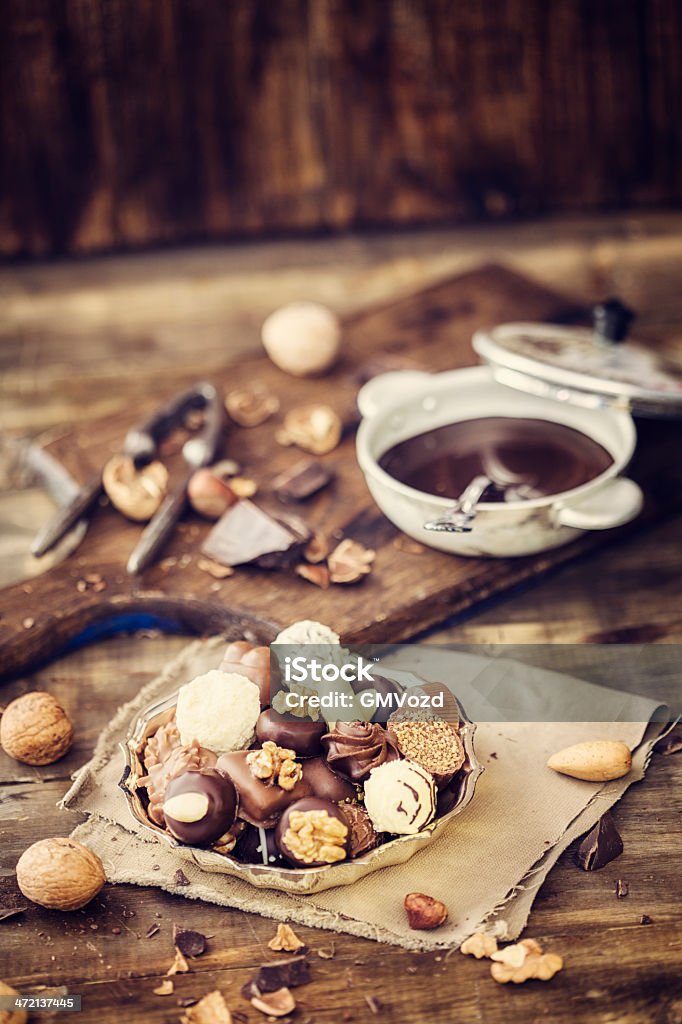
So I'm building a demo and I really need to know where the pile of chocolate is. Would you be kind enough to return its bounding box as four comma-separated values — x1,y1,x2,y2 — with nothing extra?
138,623,467,871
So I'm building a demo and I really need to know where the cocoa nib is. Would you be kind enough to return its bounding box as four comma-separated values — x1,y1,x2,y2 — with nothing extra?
174,926,207,957
241,956,311,998
575,812,623,871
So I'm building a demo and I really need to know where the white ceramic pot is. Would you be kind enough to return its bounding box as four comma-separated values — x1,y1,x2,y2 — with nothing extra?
356,366,643,557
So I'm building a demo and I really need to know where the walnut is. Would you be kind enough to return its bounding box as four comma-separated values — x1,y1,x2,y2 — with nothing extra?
403,892,449,931
281,808,348,864
267,923,306,952
102,454,168,521
0,692,74,766
16,837,106,911
277,404,342,455
0,980,27,1024
225,385,279,426
246,741,302,790
328,538,375,583
490,939,563,984
460,932,499,958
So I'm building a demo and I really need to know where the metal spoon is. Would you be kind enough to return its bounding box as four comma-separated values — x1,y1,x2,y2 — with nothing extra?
423,474,493,533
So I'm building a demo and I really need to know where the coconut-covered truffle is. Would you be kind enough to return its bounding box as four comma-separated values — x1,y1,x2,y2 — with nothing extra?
274,620,340,646
363,760,437,835
176,670,260,754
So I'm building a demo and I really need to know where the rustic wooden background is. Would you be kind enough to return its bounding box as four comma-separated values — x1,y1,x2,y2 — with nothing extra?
1,0,681,258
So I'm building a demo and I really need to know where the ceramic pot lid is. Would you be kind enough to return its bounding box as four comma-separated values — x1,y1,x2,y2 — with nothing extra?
472,300,682,418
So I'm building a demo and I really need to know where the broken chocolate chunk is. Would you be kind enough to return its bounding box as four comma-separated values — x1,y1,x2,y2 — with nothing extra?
241,956,311,998
201,499,310,569
174,926,207,957
272,459,334,502
575,811,623,871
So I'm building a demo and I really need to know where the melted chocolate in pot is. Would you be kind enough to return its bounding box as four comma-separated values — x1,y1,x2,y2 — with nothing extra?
378,417,613,501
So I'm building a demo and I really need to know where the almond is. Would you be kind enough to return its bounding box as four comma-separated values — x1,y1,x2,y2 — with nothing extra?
547,740,632,782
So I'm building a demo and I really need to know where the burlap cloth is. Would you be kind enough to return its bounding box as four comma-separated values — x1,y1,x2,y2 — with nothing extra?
61,638,667,951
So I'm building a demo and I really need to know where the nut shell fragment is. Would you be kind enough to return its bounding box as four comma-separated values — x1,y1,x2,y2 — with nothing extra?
16,837,106,911
328,538,375,583
1,691,74,766
102,454,168,521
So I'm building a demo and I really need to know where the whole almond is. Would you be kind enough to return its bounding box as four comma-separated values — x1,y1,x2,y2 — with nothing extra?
547,740,632,781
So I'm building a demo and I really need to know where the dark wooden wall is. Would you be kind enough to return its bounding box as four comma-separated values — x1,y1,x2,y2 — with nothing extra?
1,0,681,259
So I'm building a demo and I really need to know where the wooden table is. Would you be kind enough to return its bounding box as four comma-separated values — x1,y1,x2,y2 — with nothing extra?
1,215,681,1023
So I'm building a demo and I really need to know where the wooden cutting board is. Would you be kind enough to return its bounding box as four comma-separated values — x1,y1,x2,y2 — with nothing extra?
2,264,682,682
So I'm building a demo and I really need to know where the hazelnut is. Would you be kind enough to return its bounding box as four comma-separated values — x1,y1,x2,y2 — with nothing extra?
0,981,26,1024
188,468,237,520
16,837,106,911
278,404,342,455
261,301,340,377
102,454,168,522
1,692,74,766
404,892,449,931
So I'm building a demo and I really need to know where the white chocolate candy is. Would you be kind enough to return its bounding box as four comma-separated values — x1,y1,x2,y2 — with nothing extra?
363,759,437,834
261,302,340,377
176,670,260,755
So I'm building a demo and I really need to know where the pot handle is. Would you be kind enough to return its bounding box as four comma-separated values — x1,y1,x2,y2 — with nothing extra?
357,371,433,419
556,477,643,531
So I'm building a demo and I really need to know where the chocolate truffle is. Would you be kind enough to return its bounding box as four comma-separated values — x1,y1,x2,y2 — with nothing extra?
388,715,465,786
275,797,351,867
256,708,326,758
142,736,217,827
301,756,357,804
162,769,237,847
217,750,312,828
363,760,436,835
321,720,399,783
235,824,285,867
343,802,380,858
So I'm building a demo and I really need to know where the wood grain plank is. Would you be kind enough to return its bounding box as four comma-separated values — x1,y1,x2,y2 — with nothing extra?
3,265,682,681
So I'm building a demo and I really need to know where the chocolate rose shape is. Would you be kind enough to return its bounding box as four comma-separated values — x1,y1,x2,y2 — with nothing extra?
321,720,399,783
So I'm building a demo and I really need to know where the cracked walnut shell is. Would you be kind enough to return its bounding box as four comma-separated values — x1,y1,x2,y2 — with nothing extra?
16,838,106,911
1,692,74,766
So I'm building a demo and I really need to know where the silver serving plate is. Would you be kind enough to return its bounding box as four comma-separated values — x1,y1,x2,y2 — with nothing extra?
118,678,483,894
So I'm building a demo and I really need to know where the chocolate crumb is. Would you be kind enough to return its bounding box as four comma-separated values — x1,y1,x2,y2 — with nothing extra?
174,927,207,958
615,879,629,898
174,869,191,887
640,914,653,925
489,752,498,760
575,812,623,871
152,864,160,871
241,957,311,998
